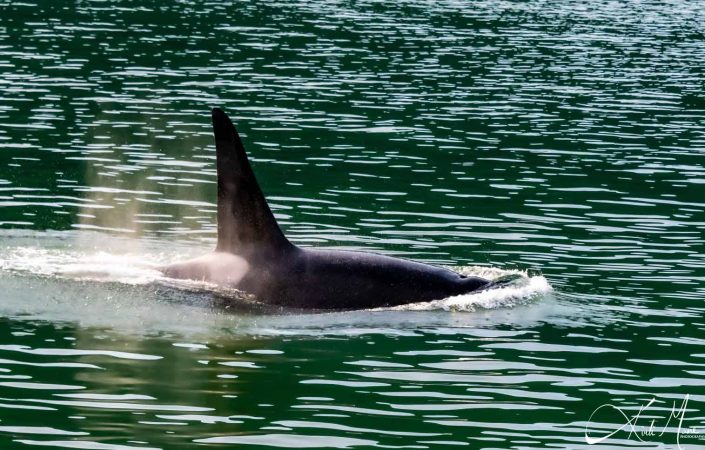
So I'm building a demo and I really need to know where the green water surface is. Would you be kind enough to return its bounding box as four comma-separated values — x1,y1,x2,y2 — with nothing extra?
0,0,704,449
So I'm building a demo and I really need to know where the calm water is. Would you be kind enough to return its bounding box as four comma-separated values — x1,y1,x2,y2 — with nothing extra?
1,0,704,449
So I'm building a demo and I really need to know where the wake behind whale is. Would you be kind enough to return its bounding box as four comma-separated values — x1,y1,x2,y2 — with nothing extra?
0,230,556,337
0,231,550,315
161,109,523,309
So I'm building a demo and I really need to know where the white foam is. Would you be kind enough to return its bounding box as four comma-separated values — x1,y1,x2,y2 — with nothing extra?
0,247,165,285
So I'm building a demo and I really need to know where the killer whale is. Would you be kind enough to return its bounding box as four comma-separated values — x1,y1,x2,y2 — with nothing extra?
161,108,495,309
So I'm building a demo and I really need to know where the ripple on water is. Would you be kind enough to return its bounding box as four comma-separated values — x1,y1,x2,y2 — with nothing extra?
0,0,704,448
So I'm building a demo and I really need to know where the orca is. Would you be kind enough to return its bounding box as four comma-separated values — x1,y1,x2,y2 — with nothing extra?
161,108,497,309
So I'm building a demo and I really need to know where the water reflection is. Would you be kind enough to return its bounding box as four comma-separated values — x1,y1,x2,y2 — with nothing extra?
1,315,702,449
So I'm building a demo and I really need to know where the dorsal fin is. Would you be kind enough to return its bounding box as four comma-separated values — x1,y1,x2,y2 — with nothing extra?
211,108,292,257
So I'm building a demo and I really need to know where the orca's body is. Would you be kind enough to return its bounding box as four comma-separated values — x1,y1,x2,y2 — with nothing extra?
161,108,493,309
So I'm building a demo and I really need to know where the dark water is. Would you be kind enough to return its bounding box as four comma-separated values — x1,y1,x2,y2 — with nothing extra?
1,0,704,449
